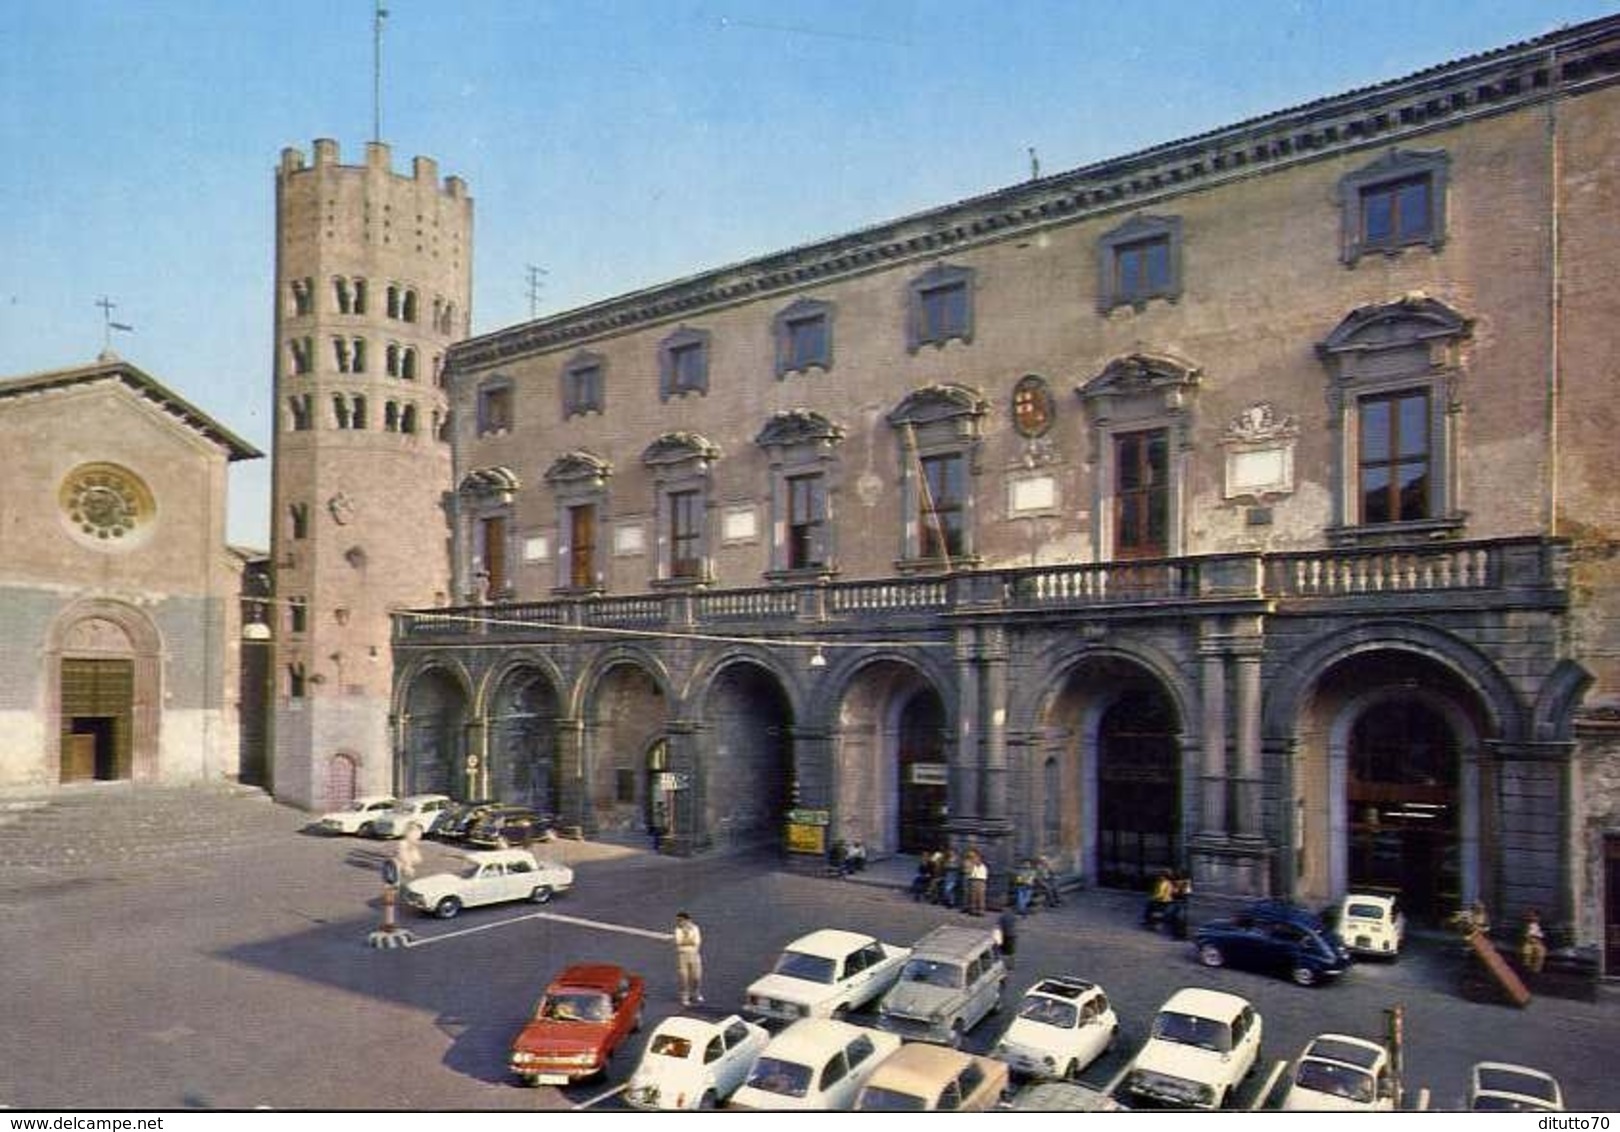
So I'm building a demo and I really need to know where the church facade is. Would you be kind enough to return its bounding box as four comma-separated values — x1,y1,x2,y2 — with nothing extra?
0,358,261,790
385,18,1620,966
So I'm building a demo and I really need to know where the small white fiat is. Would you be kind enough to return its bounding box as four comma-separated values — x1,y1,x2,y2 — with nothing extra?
1338,893,1405,958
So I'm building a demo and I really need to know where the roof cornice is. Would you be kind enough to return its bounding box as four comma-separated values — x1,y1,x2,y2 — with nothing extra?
450,14,1620,372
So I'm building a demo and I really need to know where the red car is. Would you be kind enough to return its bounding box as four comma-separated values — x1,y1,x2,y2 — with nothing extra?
509,964,646,1086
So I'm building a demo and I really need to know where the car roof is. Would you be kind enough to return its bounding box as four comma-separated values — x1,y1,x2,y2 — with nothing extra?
908,923,1000,959
1473,1062,1561,1099
462,848,540,867
862,1043,985,1091
352,794,396,806
784,929,877,957
765,1018,880,1059
1027,977,1098,1000
1343,893,1397,909
1159,987,1252,1019
654,1014,742,1040
1302,1034,1385,1069
550,964,632,993
397,793,450,806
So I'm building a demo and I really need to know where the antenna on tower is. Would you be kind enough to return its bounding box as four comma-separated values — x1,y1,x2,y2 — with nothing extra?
373,2,389,143
95,296,134,357
526,265,549,320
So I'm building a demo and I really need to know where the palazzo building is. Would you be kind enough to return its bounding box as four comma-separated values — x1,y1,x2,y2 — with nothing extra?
386,17,1620,966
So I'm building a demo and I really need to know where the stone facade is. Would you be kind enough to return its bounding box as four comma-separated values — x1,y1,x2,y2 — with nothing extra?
386,17,1620,967
0,359,261,789
268,140,472,810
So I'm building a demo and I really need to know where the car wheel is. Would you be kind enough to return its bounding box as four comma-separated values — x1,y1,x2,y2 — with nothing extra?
699,1091,718,1111
530,885,554,904
1198,943,1226,968
633,1009,644,1033
406,823,423,839
1063,1059,1082,1082
435,896,462,920
359,822,376,838
1107,1023,1119,1052
1291,965,1318,987
831,1004,850,1022
990,981,1005,1014
1216,1088,1231,1110
948,1020,966,1049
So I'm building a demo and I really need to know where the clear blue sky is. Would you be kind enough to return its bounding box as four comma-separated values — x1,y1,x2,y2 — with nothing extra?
3,0,1613,549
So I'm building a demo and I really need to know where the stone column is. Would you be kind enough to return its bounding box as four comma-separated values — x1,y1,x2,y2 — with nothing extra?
981,625,1009,826
1198,629,1229,838
1233,645,1264,840
664,719,700,856
463,717,488,800
555,716,589,836
953,628,980,822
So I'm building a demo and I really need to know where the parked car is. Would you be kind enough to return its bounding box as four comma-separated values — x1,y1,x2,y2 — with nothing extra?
729,1018,900,1110
368,793,452,839
1195,900,1351,986
312,794,397,836
402,848,573,919
1122,987,1263,1110
854,1043,1008,1111
1281,1033,1395,1111
743,929,911,1024
1469,1062,1565,1112
992,976,1118,1080
465,805,556,848
876,924,1006,1046
1337,893,1405,959
1001,1081,1126,1111
623,1013,770,1111
433,798,501,842
508,964,645,1086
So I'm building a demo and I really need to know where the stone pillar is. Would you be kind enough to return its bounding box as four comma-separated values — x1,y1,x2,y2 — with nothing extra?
953,629,980,822
463,717,488,800
664,719,701,856
981,626,1009,826
1198,633,1228,838
555,716,589,836
1233,646,1264,839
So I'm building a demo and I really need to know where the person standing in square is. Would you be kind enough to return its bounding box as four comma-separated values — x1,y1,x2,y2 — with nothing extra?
673,911,704,1006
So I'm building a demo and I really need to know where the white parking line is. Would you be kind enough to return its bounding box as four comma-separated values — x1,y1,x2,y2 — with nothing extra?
573,1083,627,1110
1249,1058,1289,1111
404,909,675,948
1102,1060,1134,1098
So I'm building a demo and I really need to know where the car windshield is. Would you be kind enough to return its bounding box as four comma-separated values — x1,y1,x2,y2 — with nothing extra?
649,1034,693,1060
538,992,611,1023
1151,1011,1233,1053
857,1087,929,1112
773,950,837,984
1476,1068,1558,1104
1296,1060,1375,1103
746,1057,813,1098
1018,997,1079,1028
901,958,963,988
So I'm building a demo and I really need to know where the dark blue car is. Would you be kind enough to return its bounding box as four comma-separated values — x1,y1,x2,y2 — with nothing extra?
1193,901,1352,986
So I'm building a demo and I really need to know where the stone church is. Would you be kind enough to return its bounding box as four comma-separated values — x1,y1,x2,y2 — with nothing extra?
0,357,261,789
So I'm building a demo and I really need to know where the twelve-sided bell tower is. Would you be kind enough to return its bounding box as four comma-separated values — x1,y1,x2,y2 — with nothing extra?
269,139,471,808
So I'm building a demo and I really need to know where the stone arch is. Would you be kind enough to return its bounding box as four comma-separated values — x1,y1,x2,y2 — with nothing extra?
397,659,474,797
1531,659,1594,743
479,655,566,813
48,598,163,783
1029,646,1192,887
689,651,799,851
577,650,673,840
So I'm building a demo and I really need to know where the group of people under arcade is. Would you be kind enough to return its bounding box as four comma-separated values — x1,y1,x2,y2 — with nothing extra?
908,848,1064,916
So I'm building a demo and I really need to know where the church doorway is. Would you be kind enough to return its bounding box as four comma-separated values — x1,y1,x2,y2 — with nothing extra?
59,658,133,782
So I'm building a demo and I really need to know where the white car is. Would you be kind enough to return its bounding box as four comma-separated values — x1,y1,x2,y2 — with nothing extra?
992,976,1118,1080
1123,988,1263,1110
1469,1062,1565,1112
1281,1034,1395,1111
369,793,452,839
1338,893,1405,958
743,929,911,1024
401,848,573,919
314,794,397,836
729,1018,900,1111
624,1013,770,1110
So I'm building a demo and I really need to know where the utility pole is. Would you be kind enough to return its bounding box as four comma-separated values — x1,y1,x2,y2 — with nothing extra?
526,264,549,320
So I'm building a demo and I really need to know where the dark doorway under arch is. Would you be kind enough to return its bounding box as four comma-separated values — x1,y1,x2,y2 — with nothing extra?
1096,688,1180,888
897,689,948,854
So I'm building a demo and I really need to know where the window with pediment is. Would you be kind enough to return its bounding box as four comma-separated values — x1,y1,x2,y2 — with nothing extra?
643,433,719,585
1339,149,1449,264
457,466,522,601
544,451,612,594
561,351,606,419
1097,215,1182,311
756,409,845,579
659,327,711,401
1077,353,1200,561
1318,295,1470,544
887,385,987,570
906,263,975,352
774,298,834,377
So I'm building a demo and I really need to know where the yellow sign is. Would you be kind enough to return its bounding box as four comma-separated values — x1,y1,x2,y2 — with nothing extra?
786,822,828,855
